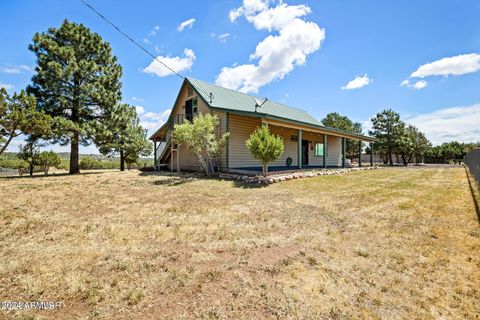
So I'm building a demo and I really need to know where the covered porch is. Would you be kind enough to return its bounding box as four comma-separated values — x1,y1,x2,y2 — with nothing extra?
228,118,375,173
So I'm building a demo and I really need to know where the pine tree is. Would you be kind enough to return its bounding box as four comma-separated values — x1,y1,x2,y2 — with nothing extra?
0,89,51,156
369,109,405,166
94,104,151,171
28,20,122,174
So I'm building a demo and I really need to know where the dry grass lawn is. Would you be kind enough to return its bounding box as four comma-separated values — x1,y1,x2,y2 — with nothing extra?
0,167,479,319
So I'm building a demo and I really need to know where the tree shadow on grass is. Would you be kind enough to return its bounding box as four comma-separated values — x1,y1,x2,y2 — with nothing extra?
231,180,268,189
152,177,197,187
465,167,480,224
139,170,268,188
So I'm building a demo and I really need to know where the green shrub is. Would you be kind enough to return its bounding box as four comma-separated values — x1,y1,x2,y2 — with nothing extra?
79,157,101,170
246,125,284,177
37,151,61,175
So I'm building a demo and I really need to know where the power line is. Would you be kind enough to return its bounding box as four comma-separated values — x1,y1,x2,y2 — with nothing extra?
80,0,184,79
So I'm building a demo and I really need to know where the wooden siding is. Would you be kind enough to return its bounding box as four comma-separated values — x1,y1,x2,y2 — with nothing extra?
212,110,227,169
228,116,343,168
169,82,210,171
228,118,299,168
269,125,299,167
229,115,262,168
326,136,342,167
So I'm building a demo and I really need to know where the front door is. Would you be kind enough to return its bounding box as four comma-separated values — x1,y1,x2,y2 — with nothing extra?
302,140,309,166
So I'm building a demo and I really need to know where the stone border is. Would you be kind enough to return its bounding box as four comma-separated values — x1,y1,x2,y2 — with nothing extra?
219,166,381,185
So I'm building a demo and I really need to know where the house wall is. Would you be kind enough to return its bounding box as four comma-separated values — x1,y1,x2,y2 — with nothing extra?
228,114,262,168
228,115,344,169
169,83,210,172
228,115,302,168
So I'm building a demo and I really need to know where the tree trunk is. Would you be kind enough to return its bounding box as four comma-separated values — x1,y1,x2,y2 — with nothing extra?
69,131,80,174
29,164,34,176
0,134,15,157
120,149,125,171
263,163,268,177
388,152,393,166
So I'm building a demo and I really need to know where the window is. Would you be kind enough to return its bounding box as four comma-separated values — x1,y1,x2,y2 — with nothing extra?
315,143,324,157
185,98,198,121
192,98,198,115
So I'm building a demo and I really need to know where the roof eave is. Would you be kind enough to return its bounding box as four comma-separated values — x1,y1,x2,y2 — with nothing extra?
207,105,375,142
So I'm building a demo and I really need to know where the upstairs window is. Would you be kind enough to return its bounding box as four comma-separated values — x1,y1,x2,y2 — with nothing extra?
185,98,198,121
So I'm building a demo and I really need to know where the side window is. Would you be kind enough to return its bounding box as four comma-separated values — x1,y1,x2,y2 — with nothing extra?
315,143,324,157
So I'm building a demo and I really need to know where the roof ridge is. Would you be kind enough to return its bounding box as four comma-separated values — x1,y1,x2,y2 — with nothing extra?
186,77,317,116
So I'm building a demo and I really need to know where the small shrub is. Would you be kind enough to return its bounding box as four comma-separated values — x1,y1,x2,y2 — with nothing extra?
79,157,100,170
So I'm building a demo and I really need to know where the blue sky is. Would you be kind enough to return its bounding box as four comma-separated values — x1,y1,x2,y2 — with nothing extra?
1,0,479,153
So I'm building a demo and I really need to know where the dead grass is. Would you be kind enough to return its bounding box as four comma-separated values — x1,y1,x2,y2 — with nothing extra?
0,167,479,319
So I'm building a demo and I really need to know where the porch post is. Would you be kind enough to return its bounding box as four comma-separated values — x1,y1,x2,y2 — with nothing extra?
298,129,302,169
176,147,180,172
170,143,173,172
358,140,362,167
323,134,327,168
226,113,230,169
154,140,157,171
342,137,346,168
370,142,374,167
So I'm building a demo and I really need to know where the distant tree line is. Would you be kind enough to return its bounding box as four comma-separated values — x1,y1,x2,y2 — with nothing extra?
426,141,478,164
321,110,478,166
0,20,152,176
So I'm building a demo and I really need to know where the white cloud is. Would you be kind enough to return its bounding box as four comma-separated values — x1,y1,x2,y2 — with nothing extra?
404,104,480,145
143,38,151,44
400,79,428,90
143,48,196,77
410,53,480,78
139,109,171,131
216,0,325,93
177,18,196,32
1,64,31,74
412,80,427,89
218,33,230,43
135,106,145,115
0,82,14,90
341,74,372,90
132,97,144,102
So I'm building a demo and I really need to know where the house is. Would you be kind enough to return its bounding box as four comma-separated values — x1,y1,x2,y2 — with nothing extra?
150,77,375,172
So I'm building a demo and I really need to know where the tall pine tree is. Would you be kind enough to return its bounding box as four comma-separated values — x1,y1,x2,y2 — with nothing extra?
28,20,122,174
369,109,405,166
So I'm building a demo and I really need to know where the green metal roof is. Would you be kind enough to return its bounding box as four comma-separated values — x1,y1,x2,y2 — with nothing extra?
186,77,374,142
187,77,321,126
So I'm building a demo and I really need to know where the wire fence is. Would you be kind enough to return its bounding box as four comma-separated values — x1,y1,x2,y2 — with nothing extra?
0,167,18,177
464,149,480,187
